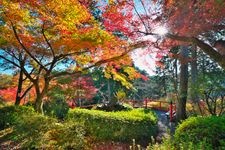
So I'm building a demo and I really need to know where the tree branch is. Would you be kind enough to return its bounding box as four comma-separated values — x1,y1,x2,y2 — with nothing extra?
137,29,225,68
128,2,149,33
166,33,225,69
50,42,145,79
20,84,34,100
10,22,48,72
0,55,20,68
41,24,55,57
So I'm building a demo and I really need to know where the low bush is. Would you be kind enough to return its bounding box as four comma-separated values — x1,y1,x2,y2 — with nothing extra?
43,96,69,120
67,108,157,144
147,139,213,150
0,105,35,129
174,116,225,149
145,116,225,150
38,121,88,149
0,106,88,149
95,102,133,111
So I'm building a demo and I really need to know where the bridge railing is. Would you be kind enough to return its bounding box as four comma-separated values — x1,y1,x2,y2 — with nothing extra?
126,99,176,112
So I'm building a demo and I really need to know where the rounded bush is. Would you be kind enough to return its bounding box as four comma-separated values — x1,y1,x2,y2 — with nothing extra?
174,116,225,149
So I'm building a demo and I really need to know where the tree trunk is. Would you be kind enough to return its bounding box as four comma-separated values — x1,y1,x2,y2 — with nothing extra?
35,93,44,114
172,59,179,101
190,45,198,102
174,59,178,92
176,46,189,122
15,70,23,105
190,46,203,115
162,70,167,96
34,78,50,114
107,80,111,102
34,80,43,114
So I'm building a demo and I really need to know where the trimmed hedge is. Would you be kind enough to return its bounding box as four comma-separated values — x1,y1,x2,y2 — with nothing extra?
0,106,88,149
174,116,225,149
67,108,158,143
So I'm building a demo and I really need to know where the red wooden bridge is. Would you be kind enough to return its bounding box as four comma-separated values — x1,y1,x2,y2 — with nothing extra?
128,98,176,122
128,99,176,111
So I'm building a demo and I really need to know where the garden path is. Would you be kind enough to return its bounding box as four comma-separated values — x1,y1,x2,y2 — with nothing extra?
153,110,176,143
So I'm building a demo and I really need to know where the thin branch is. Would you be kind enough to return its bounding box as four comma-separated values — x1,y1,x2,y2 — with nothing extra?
23,67,35,82
42,50,89,70
21,67,36,83
50,42,145,79
0,55,20,68
10,22,48,71
137,30,156,36
0,54,35,82
139,0,151,28
127,2,149,33
20,84,34,100
4,49,20,62
41,23,55,57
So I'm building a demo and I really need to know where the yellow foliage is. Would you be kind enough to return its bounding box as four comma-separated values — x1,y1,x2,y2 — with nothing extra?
115,89,126,101
123,66,141,80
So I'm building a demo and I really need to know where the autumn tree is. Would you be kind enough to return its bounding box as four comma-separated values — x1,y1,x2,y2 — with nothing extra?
91,65,145,106
100,0,225,68
54,75,98,106
100,0,225,121
0,72,34,104
0,0,141,113
0,49,29,105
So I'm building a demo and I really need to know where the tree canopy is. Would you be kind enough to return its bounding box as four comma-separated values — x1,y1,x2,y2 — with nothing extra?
101,0,225,68
0,0,141,112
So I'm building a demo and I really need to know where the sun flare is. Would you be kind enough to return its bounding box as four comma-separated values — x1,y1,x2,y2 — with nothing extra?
153,26,168,36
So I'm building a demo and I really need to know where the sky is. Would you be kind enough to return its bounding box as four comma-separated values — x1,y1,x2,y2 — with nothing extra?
0,69,13,75
0,53,157,76
132,48,156,76
130,0,165,76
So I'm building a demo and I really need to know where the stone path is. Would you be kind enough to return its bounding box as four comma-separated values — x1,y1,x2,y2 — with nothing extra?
153,110,176,143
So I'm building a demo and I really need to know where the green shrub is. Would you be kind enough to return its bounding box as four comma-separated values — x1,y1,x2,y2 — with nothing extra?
0,105,35,129
147,139,213,150
67,108,157,143
43,94,69,120
95,102,133,111
14,116,88,149
0,106,88,149
174,116,225,149
36,121,88,149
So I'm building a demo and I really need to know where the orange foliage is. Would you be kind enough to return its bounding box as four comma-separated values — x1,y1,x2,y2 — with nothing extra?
0,0,133,68
0,87,35,104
